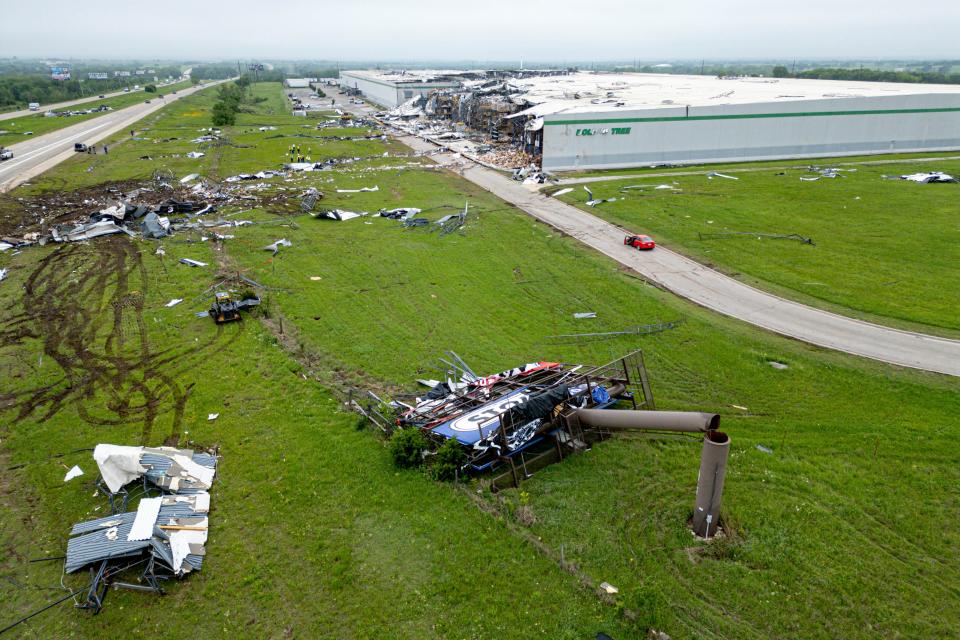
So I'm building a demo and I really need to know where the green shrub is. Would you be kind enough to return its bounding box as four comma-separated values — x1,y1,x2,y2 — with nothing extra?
144,84,157,93
389,428,428,468
430,437,466,481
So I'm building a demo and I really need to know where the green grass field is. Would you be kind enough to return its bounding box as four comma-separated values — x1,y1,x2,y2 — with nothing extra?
0,80,193,147
1,82,958,639
555,159,960,335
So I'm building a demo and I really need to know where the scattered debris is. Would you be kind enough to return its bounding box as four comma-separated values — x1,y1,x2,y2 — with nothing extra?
62,445,218,613
335,185,379,193
756,444,773,454
179,258,207,267
707,171,738,180
208,413,219,421
698,231,814,245
264,238,292,255
313,209,366,221
731,404,749,411
551,187,573,197
583,186,617,206
198,291,261,323
574,312,597,319
886,171,957,184
185,152,205,159
547,319,684,343
0,268,7,282
180,173,200,184
64,465,84,482
768,361,789,370
165,298,183,308
599,582,619,595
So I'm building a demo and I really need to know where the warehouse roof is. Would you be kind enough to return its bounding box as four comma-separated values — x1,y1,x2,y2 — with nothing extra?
502,72,960,118
340,69,474,86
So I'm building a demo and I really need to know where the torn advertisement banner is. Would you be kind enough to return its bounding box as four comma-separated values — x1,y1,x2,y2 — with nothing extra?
335,186,379,193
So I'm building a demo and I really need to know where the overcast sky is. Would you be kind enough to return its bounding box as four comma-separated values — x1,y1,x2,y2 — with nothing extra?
2,0,958,61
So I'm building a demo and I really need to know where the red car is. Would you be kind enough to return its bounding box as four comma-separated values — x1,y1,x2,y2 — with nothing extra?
624,234,656,250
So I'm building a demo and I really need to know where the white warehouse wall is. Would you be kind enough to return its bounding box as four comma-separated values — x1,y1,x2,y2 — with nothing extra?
541,94,960,170
339,73,401,107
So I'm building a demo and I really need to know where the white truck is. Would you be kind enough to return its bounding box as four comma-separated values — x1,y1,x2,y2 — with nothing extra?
28,102,40,111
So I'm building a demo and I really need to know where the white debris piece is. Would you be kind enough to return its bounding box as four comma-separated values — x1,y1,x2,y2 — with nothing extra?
336,185,379,193
551,187,573,197
0,268,7,282
165,298,183,308
599,582,619,594
208,413,219,421
63,465,84,482
128,497,163,541
93,445,146,493
263,238,292,254
179,258,207,267
180,173,200,184
574,312,597,319
186,152,205,159
707,171,738,180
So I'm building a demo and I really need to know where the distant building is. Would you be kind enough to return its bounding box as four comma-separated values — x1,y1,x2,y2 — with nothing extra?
284,78,310,89
338,70,464,108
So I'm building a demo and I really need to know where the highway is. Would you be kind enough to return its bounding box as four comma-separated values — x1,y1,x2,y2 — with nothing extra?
318,88,960,377
0,80,227,193
0,77,187,122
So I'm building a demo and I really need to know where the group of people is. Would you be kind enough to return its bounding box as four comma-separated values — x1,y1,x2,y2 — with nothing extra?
288,143,311,164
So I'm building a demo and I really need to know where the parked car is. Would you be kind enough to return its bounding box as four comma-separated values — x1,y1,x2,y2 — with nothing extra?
624,234,656,250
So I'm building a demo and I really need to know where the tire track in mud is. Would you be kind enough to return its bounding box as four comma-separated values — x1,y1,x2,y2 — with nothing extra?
0,237,241,444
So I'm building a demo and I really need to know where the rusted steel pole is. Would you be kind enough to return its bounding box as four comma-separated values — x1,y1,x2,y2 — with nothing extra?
693,430,730,538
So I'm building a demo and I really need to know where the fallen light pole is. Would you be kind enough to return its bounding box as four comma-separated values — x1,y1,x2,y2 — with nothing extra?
692,430,730,538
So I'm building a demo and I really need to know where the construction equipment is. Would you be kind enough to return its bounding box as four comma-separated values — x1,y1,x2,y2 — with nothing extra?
205,291,260,324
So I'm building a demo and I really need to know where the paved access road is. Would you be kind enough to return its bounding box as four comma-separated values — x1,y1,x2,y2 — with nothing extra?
0,80,228,193
330,95,960,376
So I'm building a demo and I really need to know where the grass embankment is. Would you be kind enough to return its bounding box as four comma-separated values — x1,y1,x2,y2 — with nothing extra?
556,160,960,335
1,82,958,639
0,80,193,147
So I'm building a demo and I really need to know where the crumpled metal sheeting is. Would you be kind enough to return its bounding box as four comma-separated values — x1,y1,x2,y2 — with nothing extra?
66,500,209,575
141,449,217,494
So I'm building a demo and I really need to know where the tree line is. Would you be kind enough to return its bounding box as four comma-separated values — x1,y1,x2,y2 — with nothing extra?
772,66,960,84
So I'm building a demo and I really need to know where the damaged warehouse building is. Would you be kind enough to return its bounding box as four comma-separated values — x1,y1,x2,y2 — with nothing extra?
341,70,960,171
